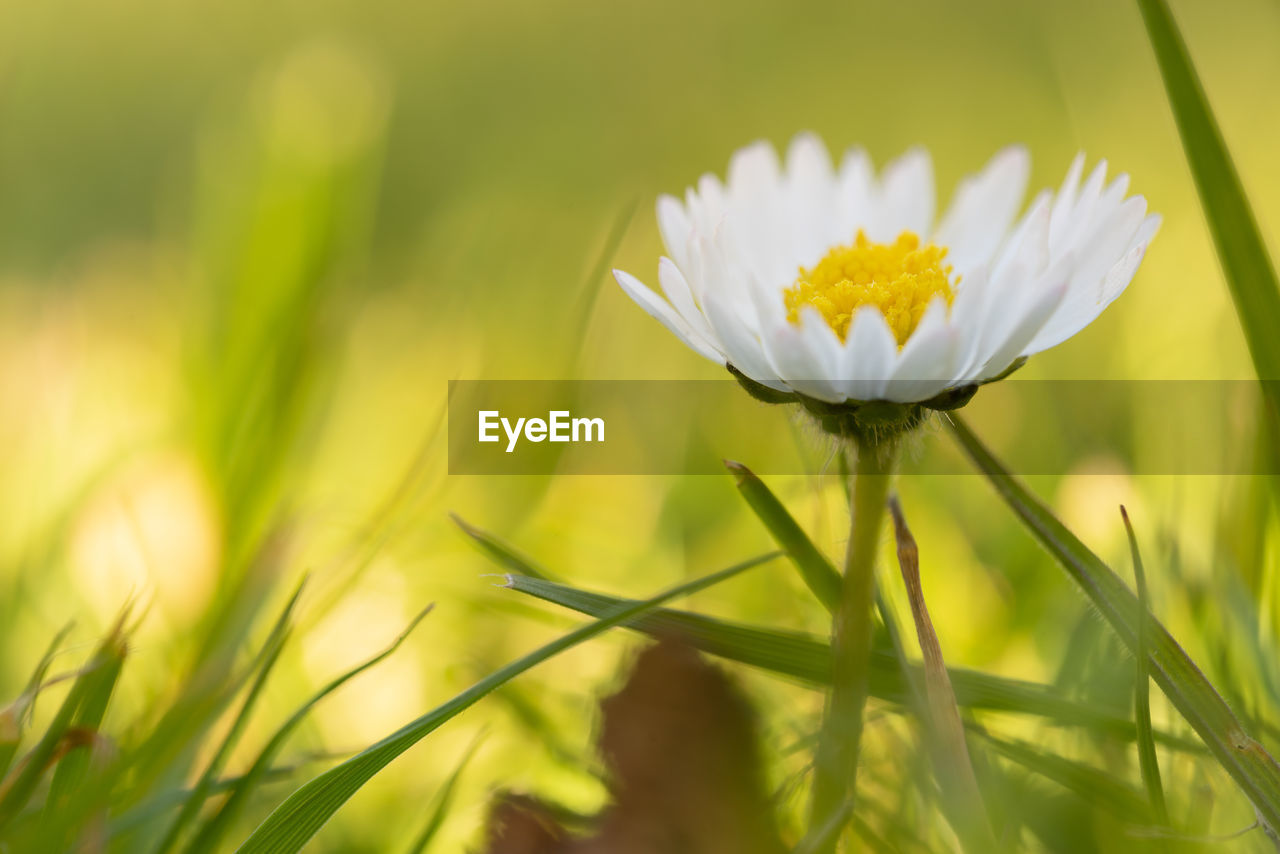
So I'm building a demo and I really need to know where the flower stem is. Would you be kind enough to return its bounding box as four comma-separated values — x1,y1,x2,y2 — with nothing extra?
807,439,896,849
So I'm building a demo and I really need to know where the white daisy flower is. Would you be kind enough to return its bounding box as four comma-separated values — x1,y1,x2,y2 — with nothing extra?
613,133,1159,419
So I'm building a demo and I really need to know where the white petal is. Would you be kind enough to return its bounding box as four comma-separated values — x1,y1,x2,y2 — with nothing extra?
836,147,876,237
1049,153,1087,240
956,198,1052,377
1068,193,1147,285
837,308,897,401
757,307,844,402
875,147,934,240
657,256,715,341
686,173,727,239
728,140,783,199
932,145,1029,274
612,269,725,364
1024,196,1150,353
701,286,786,390
1050,159,1109,255
785,132,838,262
1023,214,1160,354
989,190,1053,283
726,141,793,286
973,277,1069,382
698,226,763,330
656,194,691,271
885,298,959,402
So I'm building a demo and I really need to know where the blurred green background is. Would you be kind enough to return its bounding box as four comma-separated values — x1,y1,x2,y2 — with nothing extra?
3,0,1280,849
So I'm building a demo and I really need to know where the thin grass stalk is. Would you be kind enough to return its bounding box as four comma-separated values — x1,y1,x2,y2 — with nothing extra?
1122,506,1168,825
403,735,483,854
726,460,841,612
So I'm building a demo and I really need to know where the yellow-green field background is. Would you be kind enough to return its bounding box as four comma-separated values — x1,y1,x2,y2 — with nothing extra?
3,0,1280,849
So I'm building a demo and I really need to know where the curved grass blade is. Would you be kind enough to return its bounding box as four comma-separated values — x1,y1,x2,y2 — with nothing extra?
233,552,777,854
947,413,1280,834
979,733,1151,821
403,735,483,854
0,624,74,781
40,627,126,845
490,684,586,772
153,581,305,854
0,615,128,829
1122,506,1168,824
565,199,637,375
110,762,316,839
306,393,451,628
184,606,433,854
504,574,1202,752
452,515,554,581
1136,0,1280,395
725,460,841,612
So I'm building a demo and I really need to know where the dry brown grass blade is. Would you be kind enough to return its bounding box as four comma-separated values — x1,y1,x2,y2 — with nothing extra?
888,495,994,851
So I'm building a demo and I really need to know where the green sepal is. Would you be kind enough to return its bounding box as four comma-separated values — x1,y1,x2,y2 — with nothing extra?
728,364,799,405
920,385,977,412
727,363,1000,444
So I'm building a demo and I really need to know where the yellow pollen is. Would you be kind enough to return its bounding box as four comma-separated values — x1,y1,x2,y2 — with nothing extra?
784,230,957,347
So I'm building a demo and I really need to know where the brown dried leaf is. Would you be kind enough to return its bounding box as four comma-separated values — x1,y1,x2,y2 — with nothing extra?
480,638,786,854
482,794,571,854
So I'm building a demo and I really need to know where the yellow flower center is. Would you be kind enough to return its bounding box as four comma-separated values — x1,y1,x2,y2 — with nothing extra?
784,230,957,347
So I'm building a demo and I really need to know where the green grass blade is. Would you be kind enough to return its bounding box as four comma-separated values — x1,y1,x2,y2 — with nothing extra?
947,413,1280,833
979,733,1151,821
510,574,834,682
504,574,1201,752
1136,0,1280,391
112,763,315,839
564,199,636,375
233,552,778,854
725,460,841,612
42,627,125,822
31,625,128,853
452,515,554,581
0,623,123,828
184,606,433,854
1122,507,1168,824
0,624,74,781
402,735,483,854
490,685,585,772
154,581,305,854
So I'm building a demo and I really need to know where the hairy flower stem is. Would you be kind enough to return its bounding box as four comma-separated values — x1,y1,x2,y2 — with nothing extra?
808,440,896,850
